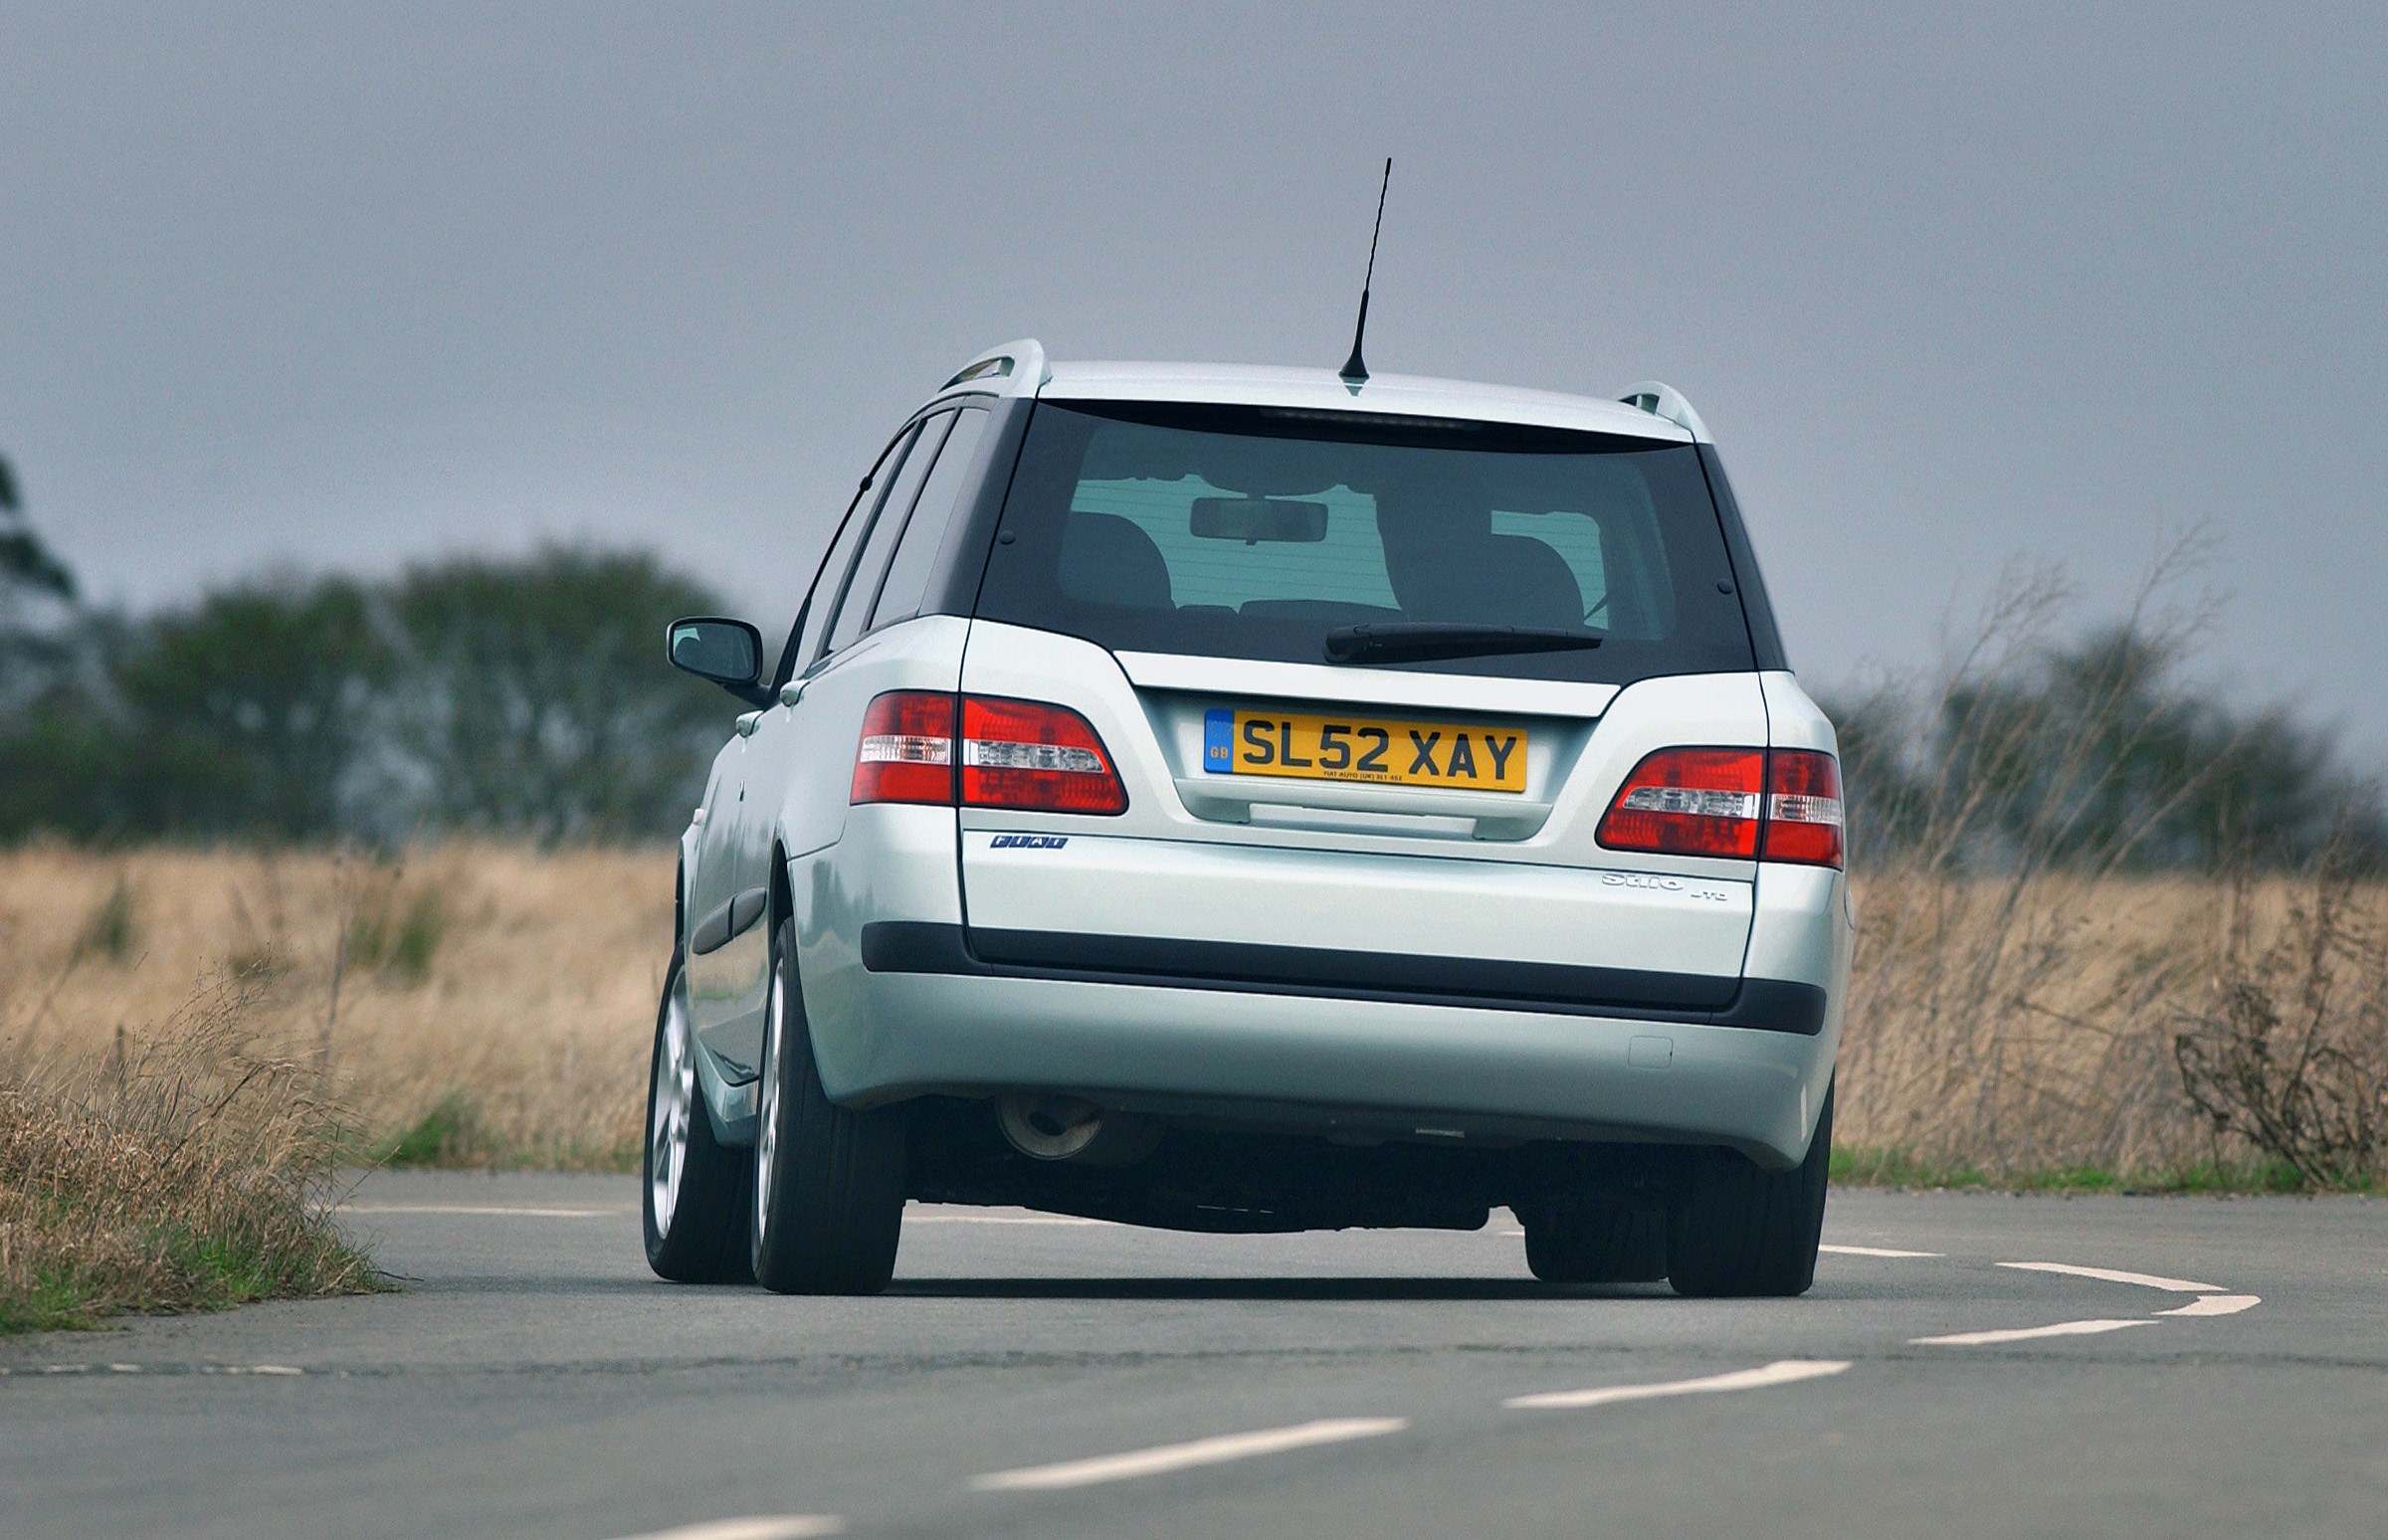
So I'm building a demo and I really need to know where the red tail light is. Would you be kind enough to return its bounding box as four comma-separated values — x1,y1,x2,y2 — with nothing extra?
851,691,955,805
1596,748,1765,858
851,692,1127,815
961,696,1127,814
1597,746,1844,867
1761,749,1844,867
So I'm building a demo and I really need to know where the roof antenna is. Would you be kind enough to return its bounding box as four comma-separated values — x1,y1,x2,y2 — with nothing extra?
1339,158,1392,386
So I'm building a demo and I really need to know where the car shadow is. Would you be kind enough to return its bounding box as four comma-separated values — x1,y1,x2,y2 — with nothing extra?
885,1276,1672,1301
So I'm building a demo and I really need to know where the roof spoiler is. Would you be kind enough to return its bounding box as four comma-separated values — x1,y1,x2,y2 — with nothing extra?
1616,381,1711,443
942,338,1049,398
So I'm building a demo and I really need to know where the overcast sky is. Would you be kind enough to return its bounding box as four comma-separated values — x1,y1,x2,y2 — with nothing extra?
6,3,2384,756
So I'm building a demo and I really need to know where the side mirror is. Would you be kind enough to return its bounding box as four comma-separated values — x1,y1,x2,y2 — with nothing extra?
666,617,770,705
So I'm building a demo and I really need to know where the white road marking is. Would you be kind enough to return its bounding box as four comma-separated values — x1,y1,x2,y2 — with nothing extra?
1997,1260,2221,1293
108,1364,141,1373
905,1214,1113,1227
2160,1293,2262,1317
603,1519,844,1540
1911,1318,2153,1346
1505,1358,1851,1411
1820,1244,1943,1258
340,1204,614,1217
971,1417,1408,1491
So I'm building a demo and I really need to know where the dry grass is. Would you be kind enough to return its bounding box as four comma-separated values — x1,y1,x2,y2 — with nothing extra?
4,842,2380,1194
1,974,379,1333
0,843,675,1174
1839,865,2388,1186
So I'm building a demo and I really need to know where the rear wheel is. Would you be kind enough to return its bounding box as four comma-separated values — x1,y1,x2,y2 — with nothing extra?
750,919,908,1294
1666,1081,1833,1298
1522,1201,1669,1284
642,952,753,1283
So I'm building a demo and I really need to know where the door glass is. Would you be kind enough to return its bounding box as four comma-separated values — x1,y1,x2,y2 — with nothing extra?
825,413,950,658
869,406,989,631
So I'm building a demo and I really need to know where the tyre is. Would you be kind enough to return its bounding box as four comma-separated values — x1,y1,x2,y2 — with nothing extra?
643,951,754,1283
1522,1201,1669,1284
750,919,908,1294
1666,1080,1833,1299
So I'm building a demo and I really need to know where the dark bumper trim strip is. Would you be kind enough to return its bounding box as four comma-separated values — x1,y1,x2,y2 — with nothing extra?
859,921,1825,1036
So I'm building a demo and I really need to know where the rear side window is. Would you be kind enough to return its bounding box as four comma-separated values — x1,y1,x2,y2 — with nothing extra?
974,402,1752,683
871,406,989,630
781,424,917,681
826,413,949,658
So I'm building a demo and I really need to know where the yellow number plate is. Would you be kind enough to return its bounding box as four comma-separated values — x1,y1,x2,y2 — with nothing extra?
1202,708,1527,793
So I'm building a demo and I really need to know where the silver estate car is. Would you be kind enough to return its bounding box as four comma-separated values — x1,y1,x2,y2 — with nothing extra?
647,340,1851,1299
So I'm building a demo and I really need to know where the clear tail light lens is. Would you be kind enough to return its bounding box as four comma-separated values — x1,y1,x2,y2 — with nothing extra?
1595,745,1845,867
960,696,1128,814
1596,748,1765,858
1761,749,1845,867
851,691,955,805
851,692,1127,815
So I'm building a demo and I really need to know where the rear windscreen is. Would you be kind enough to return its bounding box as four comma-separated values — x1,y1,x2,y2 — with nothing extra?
971,401,1757,683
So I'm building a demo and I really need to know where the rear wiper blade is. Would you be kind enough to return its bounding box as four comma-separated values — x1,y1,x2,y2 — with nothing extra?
1322,622,1606,666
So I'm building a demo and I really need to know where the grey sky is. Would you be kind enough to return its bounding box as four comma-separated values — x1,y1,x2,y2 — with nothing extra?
6,3,2384,755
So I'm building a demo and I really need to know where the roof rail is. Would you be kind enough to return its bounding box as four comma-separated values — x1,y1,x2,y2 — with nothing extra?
1615,380,1711,443
941,338,1048,398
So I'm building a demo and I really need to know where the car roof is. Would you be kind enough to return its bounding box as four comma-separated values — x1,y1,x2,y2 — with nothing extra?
928,341,1699,445
1042,361,1691,443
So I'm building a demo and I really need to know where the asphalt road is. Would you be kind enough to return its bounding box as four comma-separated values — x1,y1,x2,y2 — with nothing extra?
2,1173,2382,1539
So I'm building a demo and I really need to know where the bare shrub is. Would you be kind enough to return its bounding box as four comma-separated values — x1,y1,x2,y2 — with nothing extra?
2173,857,2388,1187
0,974,378,1333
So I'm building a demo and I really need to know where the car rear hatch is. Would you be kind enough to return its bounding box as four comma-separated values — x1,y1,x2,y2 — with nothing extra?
951,394,1773,1015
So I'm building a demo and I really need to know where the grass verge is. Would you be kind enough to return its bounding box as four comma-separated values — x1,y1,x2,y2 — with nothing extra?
1831,1144,2378,1196
1,977,381,1336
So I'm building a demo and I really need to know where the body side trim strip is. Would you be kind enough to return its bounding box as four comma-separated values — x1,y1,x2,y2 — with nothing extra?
858,921,1824,1034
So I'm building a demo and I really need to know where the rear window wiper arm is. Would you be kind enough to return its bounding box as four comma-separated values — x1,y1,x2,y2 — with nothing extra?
1323,622,1606,666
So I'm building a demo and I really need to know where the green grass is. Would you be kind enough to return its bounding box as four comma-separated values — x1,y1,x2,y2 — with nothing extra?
375,1092,484,1167
347,887,447,984
366,1092,637,1172
0,1271,101,1335
0,1219,385,1338
1831,1144,2373,1195
76,875,139,962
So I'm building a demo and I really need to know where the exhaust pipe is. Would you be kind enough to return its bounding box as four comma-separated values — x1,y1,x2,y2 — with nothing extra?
997,1092,1161,1166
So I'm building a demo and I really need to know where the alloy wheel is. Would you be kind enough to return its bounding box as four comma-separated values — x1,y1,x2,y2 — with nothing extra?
648,978,695,1234
753,965,785,1245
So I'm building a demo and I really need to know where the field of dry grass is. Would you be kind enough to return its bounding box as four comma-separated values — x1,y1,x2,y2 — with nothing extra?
3,844,2380,1191
0,844,675,1174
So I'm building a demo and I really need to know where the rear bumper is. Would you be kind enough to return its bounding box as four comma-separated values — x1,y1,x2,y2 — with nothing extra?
787,806,1850,1170
805,939,1838,1172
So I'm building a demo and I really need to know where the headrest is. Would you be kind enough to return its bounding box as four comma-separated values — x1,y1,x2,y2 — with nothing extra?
1058,511,1173,610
